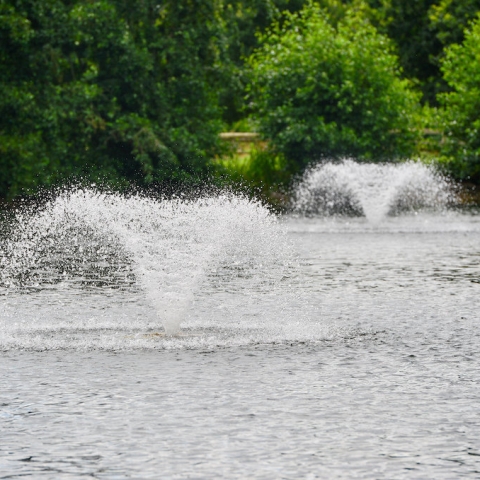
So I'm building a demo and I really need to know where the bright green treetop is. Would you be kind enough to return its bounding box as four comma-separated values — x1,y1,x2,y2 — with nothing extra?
440,13,480,182
247,2,421,171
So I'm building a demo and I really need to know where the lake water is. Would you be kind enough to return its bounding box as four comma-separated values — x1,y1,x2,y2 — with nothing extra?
1,171,480,478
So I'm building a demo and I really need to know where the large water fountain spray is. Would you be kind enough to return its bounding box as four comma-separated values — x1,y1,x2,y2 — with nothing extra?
1,189,287,337
292,159,455,222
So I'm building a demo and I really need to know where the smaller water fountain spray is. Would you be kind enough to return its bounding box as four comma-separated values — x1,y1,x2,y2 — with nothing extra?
292,159,455,222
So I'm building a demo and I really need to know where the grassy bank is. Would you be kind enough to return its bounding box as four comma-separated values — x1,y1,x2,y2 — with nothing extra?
215,133,292,211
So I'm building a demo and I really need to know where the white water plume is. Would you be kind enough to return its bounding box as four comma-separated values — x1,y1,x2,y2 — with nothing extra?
0,189,289,337
292,159,455,222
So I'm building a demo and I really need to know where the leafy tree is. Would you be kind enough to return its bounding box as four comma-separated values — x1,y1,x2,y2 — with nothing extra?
247,2,421,172
368,0,440,104
429,0,480,46
218,0,309,126
366,0,480,105
219,0,372,126
439,14,480,182
428,0,480,103
0,0,225,199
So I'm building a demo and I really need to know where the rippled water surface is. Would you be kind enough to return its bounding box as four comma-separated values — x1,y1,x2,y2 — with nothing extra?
2,211,480,479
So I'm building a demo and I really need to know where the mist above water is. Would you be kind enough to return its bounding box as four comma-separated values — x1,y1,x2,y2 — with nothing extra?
292,159,456,222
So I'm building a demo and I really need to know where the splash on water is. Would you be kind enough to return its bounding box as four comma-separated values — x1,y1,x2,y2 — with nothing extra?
1,165,469,351
0,189,292,346
292,159,455,222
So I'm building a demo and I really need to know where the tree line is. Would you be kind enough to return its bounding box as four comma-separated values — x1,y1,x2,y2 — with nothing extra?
1,0,480,200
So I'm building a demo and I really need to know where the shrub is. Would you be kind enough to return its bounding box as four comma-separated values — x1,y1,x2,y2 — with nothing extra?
439,14,480,183
247,2,421,172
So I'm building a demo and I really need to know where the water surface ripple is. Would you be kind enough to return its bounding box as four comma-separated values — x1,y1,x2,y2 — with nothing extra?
1,206,480,478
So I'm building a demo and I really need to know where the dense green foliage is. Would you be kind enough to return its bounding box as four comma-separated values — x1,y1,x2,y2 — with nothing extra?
247,4,420,171
217,0,306,125
439,14,480,183
0,0,227,198
2,0,480,200
218,0,355,125
369,0,480,105
369,0,442,104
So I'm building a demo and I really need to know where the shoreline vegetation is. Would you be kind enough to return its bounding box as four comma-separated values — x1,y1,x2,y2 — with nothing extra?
1,130,480,212
2,1,480,203
217,132,480,210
